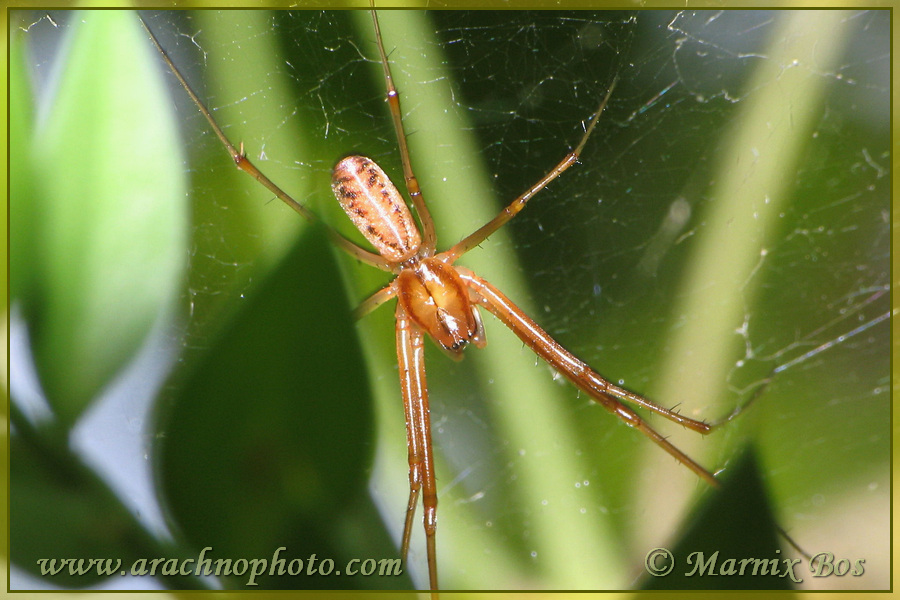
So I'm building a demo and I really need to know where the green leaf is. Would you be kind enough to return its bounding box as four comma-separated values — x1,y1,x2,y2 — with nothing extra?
10,25,32,306
11,433,144,588
26,11,188,424
643,449,795,590
157,228,406,589
10,424,209,590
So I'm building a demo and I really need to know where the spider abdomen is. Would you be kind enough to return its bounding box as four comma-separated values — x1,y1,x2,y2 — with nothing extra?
332,155,421,263
396,258,485,354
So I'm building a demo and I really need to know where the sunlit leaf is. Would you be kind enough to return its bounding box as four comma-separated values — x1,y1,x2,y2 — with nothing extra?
26,11,188,423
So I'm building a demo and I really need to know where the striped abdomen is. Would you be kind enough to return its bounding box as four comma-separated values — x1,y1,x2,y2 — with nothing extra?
331,156,421,263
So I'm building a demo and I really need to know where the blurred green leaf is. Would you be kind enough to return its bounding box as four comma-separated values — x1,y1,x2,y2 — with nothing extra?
157,228,405,589
643,449,793,590
10,426,206,590
11,432,144,588
10,25,32,306
27,11,188,423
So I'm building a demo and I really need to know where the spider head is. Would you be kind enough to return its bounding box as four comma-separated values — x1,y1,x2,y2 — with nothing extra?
396,258,486,359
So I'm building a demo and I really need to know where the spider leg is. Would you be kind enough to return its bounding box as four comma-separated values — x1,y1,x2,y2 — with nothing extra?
139,14,392,272
354,282,398,320
442,78,617,263
707,374,772,428
371,10,437,254
397,311,422,565
396,307,439,591
458,269,719,488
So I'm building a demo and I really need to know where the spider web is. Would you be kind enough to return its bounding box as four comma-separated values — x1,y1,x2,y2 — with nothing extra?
12,9,890,592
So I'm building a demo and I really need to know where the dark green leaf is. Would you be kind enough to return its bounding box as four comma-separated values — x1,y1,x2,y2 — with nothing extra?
156,228,406,589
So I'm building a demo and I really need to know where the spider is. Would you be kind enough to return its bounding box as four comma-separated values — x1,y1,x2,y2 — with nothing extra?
140,10,729,593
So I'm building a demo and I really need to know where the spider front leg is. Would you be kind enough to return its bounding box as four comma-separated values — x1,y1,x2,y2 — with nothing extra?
443,78,617,263
395,307,439,592
371,9,437,254
138,15,393,272
458,269,720,488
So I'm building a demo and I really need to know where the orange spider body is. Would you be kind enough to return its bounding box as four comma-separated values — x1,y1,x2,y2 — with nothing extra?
332,156,420,264
334,155,486,356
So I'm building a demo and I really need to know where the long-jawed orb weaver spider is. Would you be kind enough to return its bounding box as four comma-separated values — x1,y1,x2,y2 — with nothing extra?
140,9,746,593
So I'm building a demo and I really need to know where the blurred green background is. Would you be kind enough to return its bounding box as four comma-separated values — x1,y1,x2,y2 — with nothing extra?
9,9,890,592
